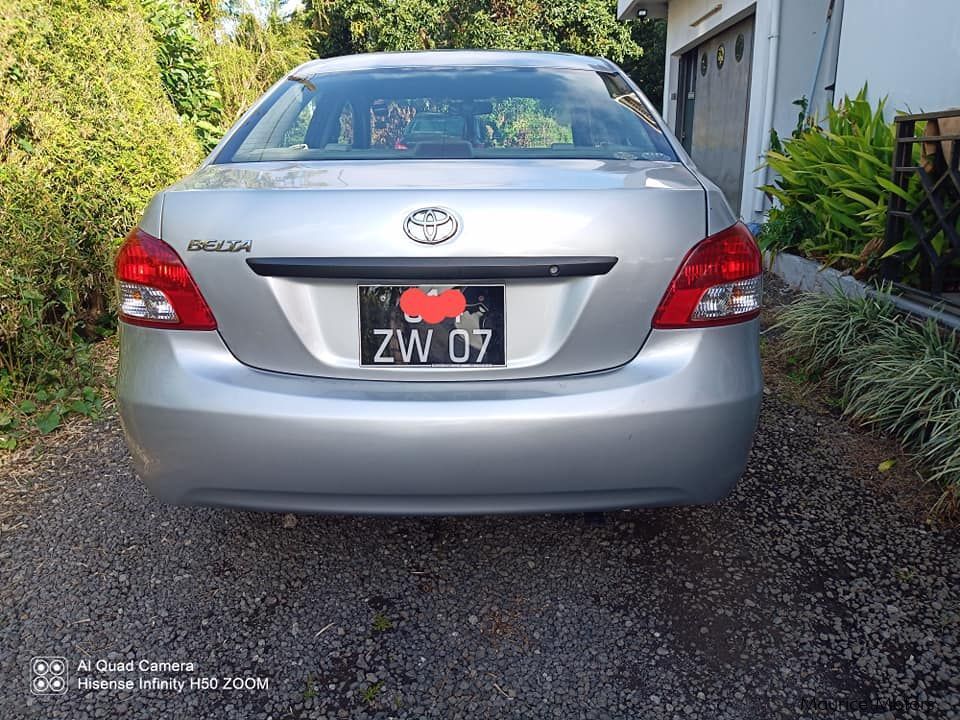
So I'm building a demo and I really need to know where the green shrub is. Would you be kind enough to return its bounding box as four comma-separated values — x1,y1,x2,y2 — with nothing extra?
0,0,202,442
206,12,312,125
776,290,960,511
757,203,821,257
301,0,640,64
141,0,224,150
762,87,920,273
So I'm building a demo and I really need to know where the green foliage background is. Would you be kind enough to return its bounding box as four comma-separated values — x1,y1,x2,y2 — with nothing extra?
0,0,203,443
301,0,642,64
142,0,224,149
620,17,666,105
206,12,312,124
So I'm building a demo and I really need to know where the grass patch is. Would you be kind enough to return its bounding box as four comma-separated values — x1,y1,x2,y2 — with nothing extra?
775,289,960,513
361,680,384,705
302,672,318,700
371,612,393,633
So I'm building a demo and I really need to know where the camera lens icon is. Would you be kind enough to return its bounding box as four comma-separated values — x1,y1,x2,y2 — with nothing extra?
31,656,68,695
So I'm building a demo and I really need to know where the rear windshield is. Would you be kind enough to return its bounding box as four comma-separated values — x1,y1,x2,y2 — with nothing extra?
214,67,677,163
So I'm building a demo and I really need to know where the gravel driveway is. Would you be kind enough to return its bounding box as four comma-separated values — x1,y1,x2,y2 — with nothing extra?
2,350,959,719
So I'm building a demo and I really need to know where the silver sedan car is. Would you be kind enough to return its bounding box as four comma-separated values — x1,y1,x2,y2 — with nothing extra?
116,50,762,514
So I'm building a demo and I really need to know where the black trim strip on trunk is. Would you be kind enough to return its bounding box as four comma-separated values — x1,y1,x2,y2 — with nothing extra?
246,256,618,280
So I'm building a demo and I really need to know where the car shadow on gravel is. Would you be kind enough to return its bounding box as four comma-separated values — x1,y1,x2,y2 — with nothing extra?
2,396,959,719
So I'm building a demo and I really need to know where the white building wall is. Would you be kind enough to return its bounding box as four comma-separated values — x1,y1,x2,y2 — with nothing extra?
774,0,842,128
834,0,960,116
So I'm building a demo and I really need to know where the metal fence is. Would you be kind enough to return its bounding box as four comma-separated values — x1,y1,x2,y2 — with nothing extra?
883,109,960,302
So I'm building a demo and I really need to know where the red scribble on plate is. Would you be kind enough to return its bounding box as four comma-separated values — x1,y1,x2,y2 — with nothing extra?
399,288,466,324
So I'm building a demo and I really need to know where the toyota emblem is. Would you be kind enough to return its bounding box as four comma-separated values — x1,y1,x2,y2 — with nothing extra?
403,207,459,244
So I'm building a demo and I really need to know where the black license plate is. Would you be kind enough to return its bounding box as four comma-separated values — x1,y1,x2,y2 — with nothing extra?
359,285,505,367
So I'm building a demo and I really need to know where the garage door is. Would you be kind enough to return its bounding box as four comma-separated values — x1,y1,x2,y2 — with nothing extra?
677,16,755,213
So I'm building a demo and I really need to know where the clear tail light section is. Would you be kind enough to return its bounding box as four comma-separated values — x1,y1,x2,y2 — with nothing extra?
115,228,217,330
652,222,762,329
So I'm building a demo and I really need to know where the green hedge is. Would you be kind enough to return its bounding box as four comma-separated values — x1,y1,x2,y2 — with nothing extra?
205,12,311,125
303,0,639,63
0,0,202,434
141,0,224,150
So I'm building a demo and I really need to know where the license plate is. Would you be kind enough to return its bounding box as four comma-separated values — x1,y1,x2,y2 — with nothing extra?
359,285,505,367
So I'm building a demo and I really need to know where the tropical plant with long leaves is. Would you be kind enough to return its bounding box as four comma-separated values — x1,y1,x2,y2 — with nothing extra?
762,88,925,276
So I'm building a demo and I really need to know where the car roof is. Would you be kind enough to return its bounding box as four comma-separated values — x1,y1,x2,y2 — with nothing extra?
297,50,616,76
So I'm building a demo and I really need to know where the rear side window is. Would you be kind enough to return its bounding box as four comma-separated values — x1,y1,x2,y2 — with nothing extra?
216,67,677,163
283,99,316,147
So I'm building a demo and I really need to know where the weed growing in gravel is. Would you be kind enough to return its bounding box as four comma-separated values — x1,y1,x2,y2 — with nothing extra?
302,673,318,700
371,612,393,632
775,289,960,513
361,680,384,705
895,567,916,583
0,383,108,450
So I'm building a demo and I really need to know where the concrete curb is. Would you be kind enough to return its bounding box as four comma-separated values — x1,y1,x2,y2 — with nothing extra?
763,251,866,299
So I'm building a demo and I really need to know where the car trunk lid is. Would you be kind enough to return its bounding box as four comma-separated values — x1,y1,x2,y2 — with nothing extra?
159,159,706,380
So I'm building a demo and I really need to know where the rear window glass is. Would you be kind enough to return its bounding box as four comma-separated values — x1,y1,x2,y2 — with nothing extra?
215,67,677,163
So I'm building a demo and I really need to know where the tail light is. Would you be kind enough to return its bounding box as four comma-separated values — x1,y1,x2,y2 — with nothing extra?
652,222,762,329
115,228,217,330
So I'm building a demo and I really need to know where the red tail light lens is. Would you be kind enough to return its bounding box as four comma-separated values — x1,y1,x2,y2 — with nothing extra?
652,222,762,329
115,228,217,330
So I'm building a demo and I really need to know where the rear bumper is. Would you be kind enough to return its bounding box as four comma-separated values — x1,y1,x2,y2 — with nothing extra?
117,323,761,514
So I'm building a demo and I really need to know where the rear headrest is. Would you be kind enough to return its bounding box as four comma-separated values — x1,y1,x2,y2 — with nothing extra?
412,141,474,159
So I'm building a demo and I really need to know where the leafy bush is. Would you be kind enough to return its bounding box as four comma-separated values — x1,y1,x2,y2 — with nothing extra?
757,203,821,257
141,0,224,150
206,11,312,125
762,88,919,274
0,0,202,443
494,97,573,147
776,289,960,511
301,0,640,63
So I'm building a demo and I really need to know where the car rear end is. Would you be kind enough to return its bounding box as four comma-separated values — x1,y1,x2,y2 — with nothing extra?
116,52,762,514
